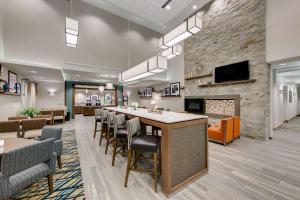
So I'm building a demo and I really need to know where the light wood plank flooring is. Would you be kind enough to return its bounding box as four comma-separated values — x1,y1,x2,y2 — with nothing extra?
74,115,300,200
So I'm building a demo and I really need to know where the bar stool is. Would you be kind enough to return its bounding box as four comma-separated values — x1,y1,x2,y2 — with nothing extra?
105,111,116,154
94,108,103,138
112,114,128,166
124,117,161,193
99,110,109,146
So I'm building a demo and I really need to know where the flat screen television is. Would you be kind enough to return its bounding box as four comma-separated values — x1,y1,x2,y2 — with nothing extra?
215,61,249,83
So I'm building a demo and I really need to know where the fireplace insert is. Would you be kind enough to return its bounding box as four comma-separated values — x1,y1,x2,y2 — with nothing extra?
184,98,205,114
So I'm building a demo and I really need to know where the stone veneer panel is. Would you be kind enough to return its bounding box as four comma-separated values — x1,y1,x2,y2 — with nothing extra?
185,0,269,139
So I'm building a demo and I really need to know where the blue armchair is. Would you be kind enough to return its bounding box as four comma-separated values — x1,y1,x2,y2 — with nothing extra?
40,126,63,169
0,138,55,199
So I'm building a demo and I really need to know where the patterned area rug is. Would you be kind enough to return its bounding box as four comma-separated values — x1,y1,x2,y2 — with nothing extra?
12,130,85,199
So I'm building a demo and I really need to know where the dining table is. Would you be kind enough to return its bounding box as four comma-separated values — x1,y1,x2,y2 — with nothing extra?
0,138,38,156
106,107,209,197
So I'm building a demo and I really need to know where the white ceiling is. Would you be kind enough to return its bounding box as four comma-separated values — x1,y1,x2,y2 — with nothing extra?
81,0,211,33
276,60,300,84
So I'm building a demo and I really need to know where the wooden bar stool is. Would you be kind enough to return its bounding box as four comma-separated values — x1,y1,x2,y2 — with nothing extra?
124,117,161,193
93,108,103,138
111,114,128,166
105,111,116,154
99,110,109,146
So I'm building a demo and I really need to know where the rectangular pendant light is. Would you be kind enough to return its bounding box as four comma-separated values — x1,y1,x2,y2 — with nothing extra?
148,55,168,73
159,11,202,48
162,44,183,59
122,60,154,82
65,17,78,48
159,37,169,49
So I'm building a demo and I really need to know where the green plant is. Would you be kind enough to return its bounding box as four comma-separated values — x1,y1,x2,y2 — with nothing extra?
20,107,40,118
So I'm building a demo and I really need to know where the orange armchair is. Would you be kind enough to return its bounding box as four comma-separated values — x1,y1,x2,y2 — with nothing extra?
208,118,234,146
233,116,240,139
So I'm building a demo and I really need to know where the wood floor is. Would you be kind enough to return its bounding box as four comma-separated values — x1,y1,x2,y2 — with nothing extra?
73,115,300,200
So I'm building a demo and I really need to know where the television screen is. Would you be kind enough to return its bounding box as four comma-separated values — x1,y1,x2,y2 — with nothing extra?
215,61,249,83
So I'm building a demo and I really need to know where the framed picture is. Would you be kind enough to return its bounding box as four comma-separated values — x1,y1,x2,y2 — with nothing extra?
90,94,99,101
8,71,17,92
105,93,112,104
123,96,128,101
165,87,171,96
170,82,180,96
146,87,153,97
15,83,21,94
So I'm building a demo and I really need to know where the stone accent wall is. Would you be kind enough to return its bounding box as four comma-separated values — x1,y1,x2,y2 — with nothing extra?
184,0,269,139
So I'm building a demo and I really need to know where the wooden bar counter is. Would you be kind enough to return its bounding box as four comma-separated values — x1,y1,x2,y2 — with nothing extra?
81,106,102,116
106,107,208,197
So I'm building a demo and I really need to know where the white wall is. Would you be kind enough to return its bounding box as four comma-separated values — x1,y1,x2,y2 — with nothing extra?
266,0,300,62
286,84,298,120
37,82,65,109
0,0,4,59
2,0,161,69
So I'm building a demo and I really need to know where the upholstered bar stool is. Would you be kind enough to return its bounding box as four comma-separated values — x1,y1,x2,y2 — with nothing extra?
99,110,109,146
104,111,116,154
124,117,161,193
93,108,103,138
112,114,128,166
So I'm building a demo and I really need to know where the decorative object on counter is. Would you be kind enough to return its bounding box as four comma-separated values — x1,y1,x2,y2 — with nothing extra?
170,82,180,96
131,102,139,110
90,94,99,101
20,107,40,118
3,82,9,92
8,71,17,93
104,93,112,104
198,80,211,86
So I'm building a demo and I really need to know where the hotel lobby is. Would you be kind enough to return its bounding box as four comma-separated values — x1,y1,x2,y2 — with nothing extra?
1,0,300,199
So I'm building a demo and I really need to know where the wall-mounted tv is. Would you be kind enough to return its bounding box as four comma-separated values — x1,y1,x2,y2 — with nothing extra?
215,61,249,83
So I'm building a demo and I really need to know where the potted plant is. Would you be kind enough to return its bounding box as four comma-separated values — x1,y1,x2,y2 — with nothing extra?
20,107,40,118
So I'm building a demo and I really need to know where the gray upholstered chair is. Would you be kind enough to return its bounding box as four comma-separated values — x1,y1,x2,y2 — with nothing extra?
99,110,109,146
40,126,63,169
105,111,116,154
112,114,128,166
0,138,56,199
124,117,161,193
93,108,103,138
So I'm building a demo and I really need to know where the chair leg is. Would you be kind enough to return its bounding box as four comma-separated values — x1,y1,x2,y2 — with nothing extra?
47,174,54,194
57,155,62,169
94,121,97,138
105,133,110,154
153,152,158,193
112,139,117,166
124,149,132,187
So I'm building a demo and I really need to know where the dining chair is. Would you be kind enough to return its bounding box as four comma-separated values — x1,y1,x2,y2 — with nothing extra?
52,110,65,123
94,108,103,138
111,114,128,166
33,115,54,125
0,138,55,199
21,119,46,139
99,110,109,146
105,111,116,154
0,120,21,138
40,127,63,169
124,117,161,192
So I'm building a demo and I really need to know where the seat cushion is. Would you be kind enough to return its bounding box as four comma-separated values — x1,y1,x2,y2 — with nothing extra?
116,129,127,138
208,127,224,141
8,163,51,196
24,129,42,139
131,135,160,152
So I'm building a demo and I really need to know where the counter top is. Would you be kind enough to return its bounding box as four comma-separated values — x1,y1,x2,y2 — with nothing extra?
105,107,208,124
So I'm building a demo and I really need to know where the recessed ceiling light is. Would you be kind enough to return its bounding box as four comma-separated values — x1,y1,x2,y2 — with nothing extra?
279,63,287,66
75,74,80,77
165,5,171,10
163,25,166,29
30,70,37,73
192,5,198,10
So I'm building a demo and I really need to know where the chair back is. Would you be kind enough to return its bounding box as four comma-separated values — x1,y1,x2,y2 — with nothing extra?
41,126,62,141
101,110,109,120
95,108,103,116
126,117,141,150
52,110,64,116
0,138,54,177
0,121,20,133
40,110,53,115
8,116,28,121
33,115,53,119
22,119,46,132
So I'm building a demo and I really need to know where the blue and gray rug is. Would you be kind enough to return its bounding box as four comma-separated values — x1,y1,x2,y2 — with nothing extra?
12,130,85,199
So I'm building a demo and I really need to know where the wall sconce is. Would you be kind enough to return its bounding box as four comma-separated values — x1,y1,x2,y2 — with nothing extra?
48,89,56,96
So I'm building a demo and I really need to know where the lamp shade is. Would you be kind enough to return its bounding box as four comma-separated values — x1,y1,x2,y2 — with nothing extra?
148,55,168,73
162,44,183,59
65,17,78,47
122,60,154,82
